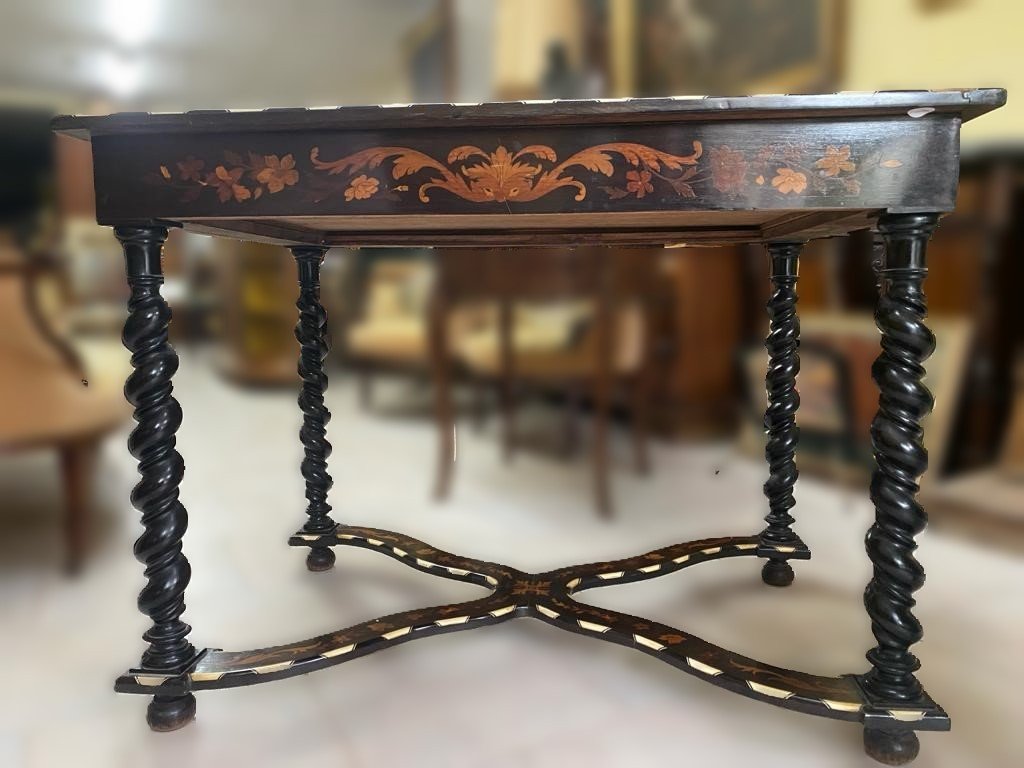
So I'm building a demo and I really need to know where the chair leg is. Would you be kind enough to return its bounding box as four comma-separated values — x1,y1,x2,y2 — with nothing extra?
631,374,652,476
59,439,97,575
116,225,197,731
593,380,613,520
562,382,581,459
432,366,455,502
430,297,455,501
358,366,374,410
471,374,488,433
292,247,338,572
499,300,515,464
500,379,516,464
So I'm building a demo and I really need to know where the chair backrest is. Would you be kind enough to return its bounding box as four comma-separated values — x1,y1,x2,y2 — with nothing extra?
0,248,127,451
435,247,661,303
431,247,664,379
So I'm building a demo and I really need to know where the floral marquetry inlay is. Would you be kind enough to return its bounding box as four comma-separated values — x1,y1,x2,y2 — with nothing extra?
146,140,906,207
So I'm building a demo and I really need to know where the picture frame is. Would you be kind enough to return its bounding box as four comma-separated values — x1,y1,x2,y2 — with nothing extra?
633,0,846,97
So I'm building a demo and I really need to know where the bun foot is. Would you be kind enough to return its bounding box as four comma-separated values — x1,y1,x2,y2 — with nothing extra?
306,546,336,572
864,728,920,765
761,559,794,587
147,693,196,732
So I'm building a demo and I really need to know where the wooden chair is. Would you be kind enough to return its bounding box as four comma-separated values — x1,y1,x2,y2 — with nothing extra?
0,241,129,571
430,247,661,518
344,253,491,410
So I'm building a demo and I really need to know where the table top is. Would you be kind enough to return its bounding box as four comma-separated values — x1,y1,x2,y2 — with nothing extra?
55,89,1006,248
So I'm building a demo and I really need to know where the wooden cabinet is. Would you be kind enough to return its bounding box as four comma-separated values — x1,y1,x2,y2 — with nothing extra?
653,247,744,436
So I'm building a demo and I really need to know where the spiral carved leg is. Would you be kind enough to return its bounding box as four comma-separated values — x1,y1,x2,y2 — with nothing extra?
758,242,803,586
859,213,940,763
292,247,338,571
116,226,197,731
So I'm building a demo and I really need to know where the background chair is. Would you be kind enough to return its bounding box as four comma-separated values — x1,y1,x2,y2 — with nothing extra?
0,237,129,572
431,247,661,518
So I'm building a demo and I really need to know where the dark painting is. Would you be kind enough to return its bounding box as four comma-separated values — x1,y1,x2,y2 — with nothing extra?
636,0,843,97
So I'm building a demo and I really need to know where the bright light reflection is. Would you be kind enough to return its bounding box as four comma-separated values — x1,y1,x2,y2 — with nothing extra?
102,0,161,49
95,49,144,97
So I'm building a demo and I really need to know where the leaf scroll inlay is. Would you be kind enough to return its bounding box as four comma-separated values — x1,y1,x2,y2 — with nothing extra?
145,140,905,206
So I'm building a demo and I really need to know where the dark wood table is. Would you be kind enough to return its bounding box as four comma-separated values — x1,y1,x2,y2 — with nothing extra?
54,89,1006,765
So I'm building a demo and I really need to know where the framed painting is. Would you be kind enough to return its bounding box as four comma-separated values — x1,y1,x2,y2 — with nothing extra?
634,0,845,97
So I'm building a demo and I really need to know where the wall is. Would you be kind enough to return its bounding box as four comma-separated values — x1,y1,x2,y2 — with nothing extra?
453,0,496,102
844,0,1020,145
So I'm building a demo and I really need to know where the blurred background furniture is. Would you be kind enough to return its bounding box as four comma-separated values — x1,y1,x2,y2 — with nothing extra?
654,246,744,437
216,239,302,385
432,248,660,517
0,107,128,573
344,251,436,407
0,238,128,572
923,355,1024,551
739,311,972,486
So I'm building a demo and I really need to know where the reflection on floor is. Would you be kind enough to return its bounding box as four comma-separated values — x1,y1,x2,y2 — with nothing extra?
1,349,1020,767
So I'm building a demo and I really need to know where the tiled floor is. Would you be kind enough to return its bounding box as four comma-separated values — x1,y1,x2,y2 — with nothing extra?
1,349,1021,767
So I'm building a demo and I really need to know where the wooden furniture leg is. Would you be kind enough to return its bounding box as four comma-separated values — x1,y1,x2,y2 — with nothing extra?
357,366,374,410
561,381,581,459
593,273,614,519
758,242,805,587
860,213,941,765
430,291,455,501
631,371,652,476
115,225,199,731
499,298,515,464
471,373,487,433
59,439,96,574
292,247,338,571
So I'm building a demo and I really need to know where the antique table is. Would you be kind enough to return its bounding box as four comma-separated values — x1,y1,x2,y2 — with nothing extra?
54,89,1005,765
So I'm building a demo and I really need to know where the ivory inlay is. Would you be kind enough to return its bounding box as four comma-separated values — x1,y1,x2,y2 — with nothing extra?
634,635,667,651
687,658,722,676
134,675,169,687
747,681,794,699
822,699,861,713
888,710,926,722
320,644,356,659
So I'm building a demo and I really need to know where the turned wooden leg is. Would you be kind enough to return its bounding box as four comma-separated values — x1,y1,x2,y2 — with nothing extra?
292,247,338,571
758,242,802,587
860,213,940,765
116,225,197,731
